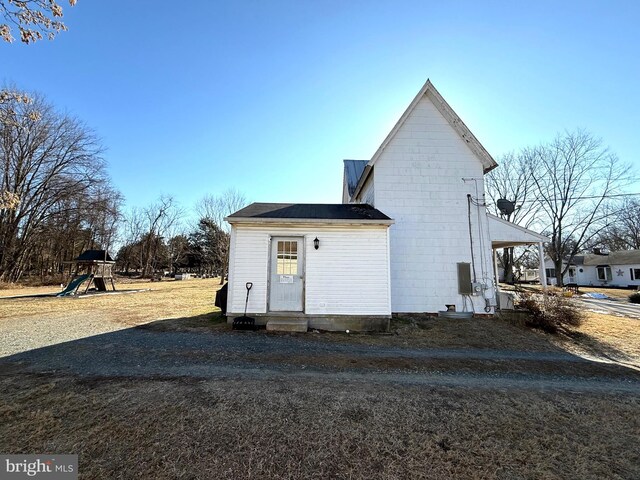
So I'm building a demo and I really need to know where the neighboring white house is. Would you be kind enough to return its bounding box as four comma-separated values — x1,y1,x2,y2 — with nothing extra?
544,250,640,287
226,79,548,329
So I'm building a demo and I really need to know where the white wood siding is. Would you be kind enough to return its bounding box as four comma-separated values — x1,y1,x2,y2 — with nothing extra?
227,224,391,315
372,94,495,313
227,226,270,314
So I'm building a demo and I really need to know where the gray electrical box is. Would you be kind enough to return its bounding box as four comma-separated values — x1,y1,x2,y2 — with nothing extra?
457,262,473,294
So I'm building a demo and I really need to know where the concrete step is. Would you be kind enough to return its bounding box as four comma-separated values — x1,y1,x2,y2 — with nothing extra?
266,318,308,332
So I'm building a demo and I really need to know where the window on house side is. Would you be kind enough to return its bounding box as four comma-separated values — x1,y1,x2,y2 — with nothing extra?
597,266,612,281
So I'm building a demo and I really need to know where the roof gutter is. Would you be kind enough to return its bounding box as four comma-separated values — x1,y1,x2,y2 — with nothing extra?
225,216,394,226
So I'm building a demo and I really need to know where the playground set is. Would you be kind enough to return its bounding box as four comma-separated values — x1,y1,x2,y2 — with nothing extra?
58,249,116,297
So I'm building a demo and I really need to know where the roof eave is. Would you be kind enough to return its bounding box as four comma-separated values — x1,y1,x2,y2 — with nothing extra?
225,217,394,226
487,213,550,243
355,79,498,199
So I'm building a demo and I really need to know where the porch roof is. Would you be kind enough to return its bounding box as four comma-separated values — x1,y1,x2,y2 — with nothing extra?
488,214,549,248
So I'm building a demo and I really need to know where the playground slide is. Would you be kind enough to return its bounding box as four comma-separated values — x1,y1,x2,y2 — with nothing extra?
56,274,91,297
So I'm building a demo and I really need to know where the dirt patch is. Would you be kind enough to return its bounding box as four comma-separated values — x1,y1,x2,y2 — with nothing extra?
244,352,640,380
1,373,638,479
136,312,228,333
307,315,565,353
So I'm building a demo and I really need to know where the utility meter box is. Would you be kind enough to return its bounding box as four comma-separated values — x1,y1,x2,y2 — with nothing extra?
471,282,484,295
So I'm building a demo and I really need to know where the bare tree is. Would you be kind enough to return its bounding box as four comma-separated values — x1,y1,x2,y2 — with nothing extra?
1,0,77,43
140,195,182,278
167,234,190,274
486,149,540,282
531,130,632,286
593,198,640,251
0,87,119,282
196,188,247,283
116,207,145,274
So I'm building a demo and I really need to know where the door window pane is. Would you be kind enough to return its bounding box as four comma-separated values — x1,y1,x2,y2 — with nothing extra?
276,241,298,275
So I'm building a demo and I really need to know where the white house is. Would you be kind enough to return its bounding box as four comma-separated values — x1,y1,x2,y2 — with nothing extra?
544,250,640,288
226,79,548,330
225,204,393,331
343,80,547,314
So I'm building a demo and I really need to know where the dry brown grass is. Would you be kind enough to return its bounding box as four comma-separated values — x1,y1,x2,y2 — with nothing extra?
553,312,640,368
2,281,639,478
0,278,224,325
0,374,638,480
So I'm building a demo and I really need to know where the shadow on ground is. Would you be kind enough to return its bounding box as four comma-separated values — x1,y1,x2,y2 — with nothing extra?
1,312,639,392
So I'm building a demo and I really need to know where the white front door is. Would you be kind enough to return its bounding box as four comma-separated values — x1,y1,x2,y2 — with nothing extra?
269,237,304,311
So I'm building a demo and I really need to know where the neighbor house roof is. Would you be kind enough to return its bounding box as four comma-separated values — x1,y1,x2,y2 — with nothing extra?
226,203,393,225
582,250,640,266
75,249,114,263
571,256,585,266
343,159,368,197
352,79,498,199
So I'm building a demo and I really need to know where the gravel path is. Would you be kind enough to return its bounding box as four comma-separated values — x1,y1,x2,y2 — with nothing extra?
2,324,639,394
0,311,133,357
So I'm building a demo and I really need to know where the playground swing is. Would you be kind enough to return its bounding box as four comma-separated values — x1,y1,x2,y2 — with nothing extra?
58,250,116,297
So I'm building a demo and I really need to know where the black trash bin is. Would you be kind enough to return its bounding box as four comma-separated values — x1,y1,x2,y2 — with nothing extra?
215,283,228,314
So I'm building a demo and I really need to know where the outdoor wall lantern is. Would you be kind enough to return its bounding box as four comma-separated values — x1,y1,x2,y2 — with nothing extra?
314,237,320,250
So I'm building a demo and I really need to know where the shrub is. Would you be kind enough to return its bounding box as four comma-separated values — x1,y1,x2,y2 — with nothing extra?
630,292,640,304
517,293,584,333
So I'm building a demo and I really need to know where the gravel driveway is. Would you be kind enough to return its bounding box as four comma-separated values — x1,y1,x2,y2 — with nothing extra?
2,320,639,394
0,311,132,357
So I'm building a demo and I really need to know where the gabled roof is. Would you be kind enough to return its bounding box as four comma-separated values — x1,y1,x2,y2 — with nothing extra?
352,79,498,199
226,203,393,225
343,160,368,197
572,256,585,266
75,249,114,263
582,250,640,266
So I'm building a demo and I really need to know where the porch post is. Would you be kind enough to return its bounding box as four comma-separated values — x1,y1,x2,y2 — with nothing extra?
538,241,547,291
492,247,500,289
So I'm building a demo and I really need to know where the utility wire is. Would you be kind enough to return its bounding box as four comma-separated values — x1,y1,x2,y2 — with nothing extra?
488,192,640,205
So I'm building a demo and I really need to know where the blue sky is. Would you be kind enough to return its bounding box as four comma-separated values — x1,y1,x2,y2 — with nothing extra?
2,0,639,213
